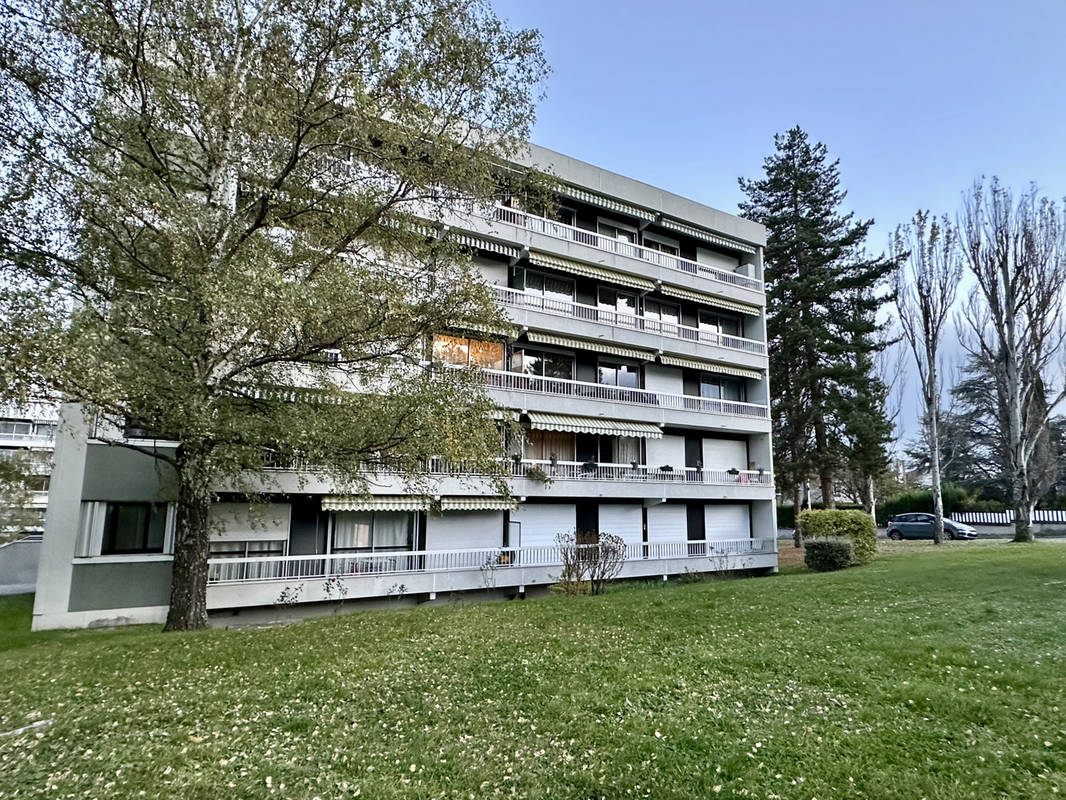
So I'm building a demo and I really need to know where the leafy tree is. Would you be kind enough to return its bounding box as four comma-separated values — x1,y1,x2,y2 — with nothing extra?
0,0,546,629
739,126,895,523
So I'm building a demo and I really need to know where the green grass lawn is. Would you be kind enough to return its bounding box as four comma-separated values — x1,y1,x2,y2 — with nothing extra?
2,543,1065,799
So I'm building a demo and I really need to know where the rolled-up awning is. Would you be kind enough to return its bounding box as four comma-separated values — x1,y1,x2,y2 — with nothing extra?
527,251,654,291
658,355,762,380
554,184,657,222
525,331,655,361
658,218,757,254
322,496,429,512
659,284,761,316
439,497,518,512
527,412,663,439
447,231,520,260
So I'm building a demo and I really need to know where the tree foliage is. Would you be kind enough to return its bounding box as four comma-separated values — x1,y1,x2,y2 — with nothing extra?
0,0,546,628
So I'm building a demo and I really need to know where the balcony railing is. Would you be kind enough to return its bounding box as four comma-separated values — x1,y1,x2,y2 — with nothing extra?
424,457,771,486
477,368,769,419
492,206,763,292
207,538,777,585
493,286,766,356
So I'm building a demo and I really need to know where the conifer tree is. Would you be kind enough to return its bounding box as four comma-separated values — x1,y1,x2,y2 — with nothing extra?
739,127,895,517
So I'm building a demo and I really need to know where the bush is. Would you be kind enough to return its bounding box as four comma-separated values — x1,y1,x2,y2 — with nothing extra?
776,502,863,529
804,538,855,571
798,509,877,565
876,484,975,525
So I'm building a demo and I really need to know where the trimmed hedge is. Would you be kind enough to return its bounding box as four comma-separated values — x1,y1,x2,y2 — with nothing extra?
876,484,993,525
798,509,877,565
804,538,855,571
777,502,863,530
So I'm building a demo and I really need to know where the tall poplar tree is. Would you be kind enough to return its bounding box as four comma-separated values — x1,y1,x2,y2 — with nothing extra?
739,127,895,518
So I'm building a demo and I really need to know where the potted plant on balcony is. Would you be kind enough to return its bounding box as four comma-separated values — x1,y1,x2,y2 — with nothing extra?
525,464,553,486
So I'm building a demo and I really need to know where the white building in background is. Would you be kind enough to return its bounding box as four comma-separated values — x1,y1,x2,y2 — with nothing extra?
32,144,777,630
0,401,57,538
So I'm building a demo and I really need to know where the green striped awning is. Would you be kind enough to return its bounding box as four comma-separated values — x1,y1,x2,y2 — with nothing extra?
658,218,757,254
659,284,761,316
525,331,655,361
527,251,654,291
439,497,518,512
322,496,429,512
658,355,762,380
527,412,663,439
447,231,521,260
554,184,657,222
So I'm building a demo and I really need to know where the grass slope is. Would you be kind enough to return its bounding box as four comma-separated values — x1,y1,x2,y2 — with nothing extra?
1,543,1065,799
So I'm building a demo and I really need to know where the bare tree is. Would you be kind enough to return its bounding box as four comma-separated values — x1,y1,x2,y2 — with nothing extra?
957,180,1066,542
892,212,963,544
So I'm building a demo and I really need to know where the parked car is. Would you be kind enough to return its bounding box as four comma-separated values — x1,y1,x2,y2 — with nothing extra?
887,513,979,540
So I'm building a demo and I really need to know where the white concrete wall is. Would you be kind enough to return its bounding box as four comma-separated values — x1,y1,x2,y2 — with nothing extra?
598,504,643,545
696,247,740,270
425,511,504,550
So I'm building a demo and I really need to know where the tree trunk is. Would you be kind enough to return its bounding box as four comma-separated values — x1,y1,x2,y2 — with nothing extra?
164,447,214,631
1012,467,1035,543
793,486,803,548
929,409,944,545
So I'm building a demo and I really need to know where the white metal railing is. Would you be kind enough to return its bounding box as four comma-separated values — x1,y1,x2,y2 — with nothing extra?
951,510,1066,525
492,206,763,292
493,286,766,356
476,368,769,418
425,457,771,486
206,538,778,584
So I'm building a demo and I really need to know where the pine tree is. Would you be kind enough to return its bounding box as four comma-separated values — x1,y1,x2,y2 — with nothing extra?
739,127,895,515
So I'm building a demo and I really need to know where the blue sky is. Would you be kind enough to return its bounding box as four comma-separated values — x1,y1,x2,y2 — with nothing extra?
494,0,1066,448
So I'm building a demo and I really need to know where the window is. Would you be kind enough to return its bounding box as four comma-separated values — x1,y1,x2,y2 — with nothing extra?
597,218,637,244
699,374,746,402
522,269,575,303
598,359,640,389
644,299,681,325
102,502,167,554
0,420,33,436
597,287,637,319
511,348,574,380
698,311,742,337
432,335,505,370
642,232,680,256
555,206,576,226
332,511,413,552
210,540,285,559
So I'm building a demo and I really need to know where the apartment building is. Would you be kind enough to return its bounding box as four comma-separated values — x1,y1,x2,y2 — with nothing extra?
32,144,776,630
0,402,57,539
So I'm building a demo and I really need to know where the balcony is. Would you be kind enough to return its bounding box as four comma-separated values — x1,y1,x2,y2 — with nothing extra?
494,285,767,357
205,538,778,609
429,458,771,487
491,206,763,293
477,368,769,419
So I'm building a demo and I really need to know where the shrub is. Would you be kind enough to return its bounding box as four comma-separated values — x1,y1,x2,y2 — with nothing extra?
776,502,863,529
798,509,877,565
804,538,855,571
876,484,974,525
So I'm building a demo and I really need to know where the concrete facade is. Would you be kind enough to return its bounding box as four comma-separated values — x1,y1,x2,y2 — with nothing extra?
32,144,777,630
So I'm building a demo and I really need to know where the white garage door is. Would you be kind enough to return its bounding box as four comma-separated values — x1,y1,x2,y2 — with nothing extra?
511,503,575,548
598,504,643,545
702,438,748,471
426,511,504,551
704,504,751,541
647,504,687,544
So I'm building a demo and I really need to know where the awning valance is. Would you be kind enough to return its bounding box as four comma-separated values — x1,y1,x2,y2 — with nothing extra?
658,355,762,380
554,184,657,222
659,284,761,316
527,412,663,439
439,497,518,512
447,231,520,260
527,251,654,292
658,218,757,254
525,331,655,361
322,496,429,512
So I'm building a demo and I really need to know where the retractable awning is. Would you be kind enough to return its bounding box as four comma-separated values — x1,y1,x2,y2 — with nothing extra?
659,284,761,316
658,355,762,380
525,331,655,361
322,496,429,512
447,231,521,260
658,218,757,254
439,497,518,512
527,412,663,439
527,251,654,292
554,184,657,222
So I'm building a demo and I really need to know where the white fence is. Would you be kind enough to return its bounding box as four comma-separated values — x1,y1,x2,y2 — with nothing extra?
951,510,1066,526
207,538,777,585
